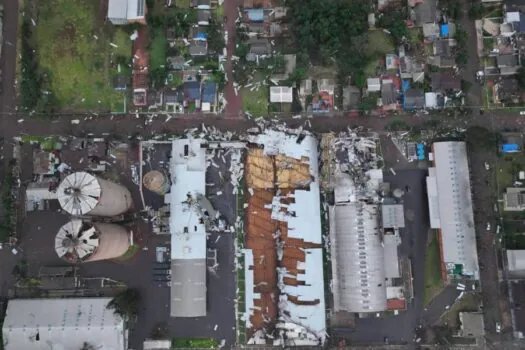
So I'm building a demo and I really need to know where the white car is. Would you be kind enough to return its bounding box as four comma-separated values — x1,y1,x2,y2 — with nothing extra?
496,322,501,333
521,111,525,115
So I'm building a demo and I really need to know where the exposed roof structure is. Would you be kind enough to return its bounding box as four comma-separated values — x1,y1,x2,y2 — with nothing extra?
504,187,525,211
381,204,405,228
55,220,99,261
245,130,326,345
330,202,387,313
426,142,479,278
57,172,102,215
270,86,293,103
2,298,126,350
169,139,207,317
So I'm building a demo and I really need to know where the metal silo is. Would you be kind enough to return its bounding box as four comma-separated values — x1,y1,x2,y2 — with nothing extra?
57,172,132,216
55,219,131,263
143,170,170,195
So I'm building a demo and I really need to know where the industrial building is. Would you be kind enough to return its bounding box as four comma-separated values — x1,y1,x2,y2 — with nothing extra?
243,130,326,346
328,136,405,314
504,187,525,211
507,250,525,279
169,139,207,318
426,141,479,279
57,172,132,217
55,219,131,263
2,298,127,350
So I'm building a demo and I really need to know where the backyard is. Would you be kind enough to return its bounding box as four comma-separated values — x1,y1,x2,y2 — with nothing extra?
424,231,444,305
241,71,269,117
32,0,132,111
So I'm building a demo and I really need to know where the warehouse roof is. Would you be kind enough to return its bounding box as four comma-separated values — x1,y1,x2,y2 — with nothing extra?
507,250,525,272
427,142,479,278
330,202,387,313
2,298,126,350
169,139,207,317
381,204,405,228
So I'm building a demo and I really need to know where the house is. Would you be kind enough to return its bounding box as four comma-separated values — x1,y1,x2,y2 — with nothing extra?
422,23,440,41
504,187,525,211
147,90,163,107
413,0,438,26
245,8,266,22
189,41,208,56
201,82,218,112
400,56,425,82
167,56,186,70
164,89,183,112
270,86,294,103
506,249,525,278
431,72,461,92
381,79,398,107
428,39,456,68
197,10,211,25
425,92,439,108
246,37,272,61
183,81,201,103
342,85,361,110
386,54,399,70
404,88,425,109
113,75,130,91
367,78,381,92
497,54,519,75
495,77,520,103
107,0,146,25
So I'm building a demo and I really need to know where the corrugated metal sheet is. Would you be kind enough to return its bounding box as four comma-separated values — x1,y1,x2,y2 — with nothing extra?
429,142,479,278
170,259,207,317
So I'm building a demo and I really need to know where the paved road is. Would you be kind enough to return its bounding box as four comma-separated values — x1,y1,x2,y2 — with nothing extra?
223,0,242,117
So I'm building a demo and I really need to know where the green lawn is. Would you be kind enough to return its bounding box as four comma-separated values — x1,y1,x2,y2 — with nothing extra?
424,231,443,305
149,27,167,70
497,154,525,190
34,0,132,111
216,3,225,22
365,30,396,57
172,338,219,348
242,85,269,117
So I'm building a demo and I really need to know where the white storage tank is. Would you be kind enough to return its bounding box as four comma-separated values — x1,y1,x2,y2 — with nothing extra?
55,219,131,263
57,172,132,216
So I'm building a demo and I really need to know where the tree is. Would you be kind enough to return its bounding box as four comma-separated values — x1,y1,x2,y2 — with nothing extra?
469,3,485,19
517,66,525,89
206,18,225,54
377,8,409,45
107,289,140,320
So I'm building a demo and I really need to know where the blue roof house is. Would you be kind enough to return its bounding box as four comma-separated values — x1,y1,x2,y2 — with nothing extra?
440,24,449,38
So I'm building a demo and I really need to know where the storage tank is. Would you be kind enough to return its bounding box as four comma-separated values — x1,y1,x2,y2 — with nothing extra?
57,172,132,216
55,219,131,263
143,170,170,195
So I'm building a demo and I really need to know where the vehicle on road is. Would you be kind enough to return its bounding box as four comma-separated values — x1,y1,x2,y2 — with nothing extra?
520,111,525,115
496,322,501,333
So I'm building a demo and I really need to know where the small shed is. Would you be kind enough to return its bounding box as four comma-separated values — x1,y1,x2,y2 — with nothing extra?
270,86,293,103
440,23,449,38
381,204,405,228
367,78,381,92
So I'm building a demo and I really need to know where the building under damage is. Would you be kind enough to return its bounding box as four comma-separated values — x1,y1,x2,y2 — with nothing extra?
242,130,326,346
326,135,406,315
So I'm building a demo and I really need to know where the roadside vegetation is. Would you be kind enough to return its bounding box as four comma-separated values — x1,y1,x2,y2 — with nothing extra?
172,338,219,348
424,231,443,305
21,0,132,113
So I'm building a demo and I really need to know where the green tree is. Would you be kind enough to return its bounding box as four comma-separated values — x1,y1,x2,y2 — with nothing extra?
206,18,225,54
517,66,525,89
107,289,140,319
377,8,409,45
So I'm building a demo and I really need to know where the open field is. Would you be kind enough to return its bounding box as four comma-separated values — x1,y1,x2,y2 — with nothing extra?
242,86,269,117
33,0,132,111
365,30,395,57
424,231,443,305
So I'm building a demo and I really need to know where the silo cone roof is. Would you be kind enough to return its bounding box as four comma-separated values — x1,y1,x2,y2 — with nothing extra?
57,172,101,215
55,220,99,260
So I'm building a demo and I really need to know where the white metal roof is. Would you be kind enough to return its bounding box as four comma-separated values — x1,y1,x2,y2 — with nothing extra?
168,139,207,317
367,78,381,92
2,298,126,350
426,168,441,228
507,250,525,272
55,219,99,260
428,142,479,278
280,249,326,342
425,92,438,108
270,86,293,103
330,202,387,313
383,234,401,279
381,204,405,228
127,0,145,19
107,0,128,20
57,172,102,215
169,139,207,260
243,249,257,329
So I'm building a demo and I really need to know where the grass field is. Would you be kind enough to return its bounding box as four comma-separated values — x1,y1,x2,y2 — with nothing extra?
365,31,396,57
242,82,269,117
149,27,167,71
34,0,132,111
424,231,443,305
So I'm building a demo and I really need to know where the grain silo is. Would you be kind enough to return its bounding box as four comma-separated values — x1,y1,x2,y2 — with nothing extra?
143,170,170,195
55,219,131,263
57,172,132,216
